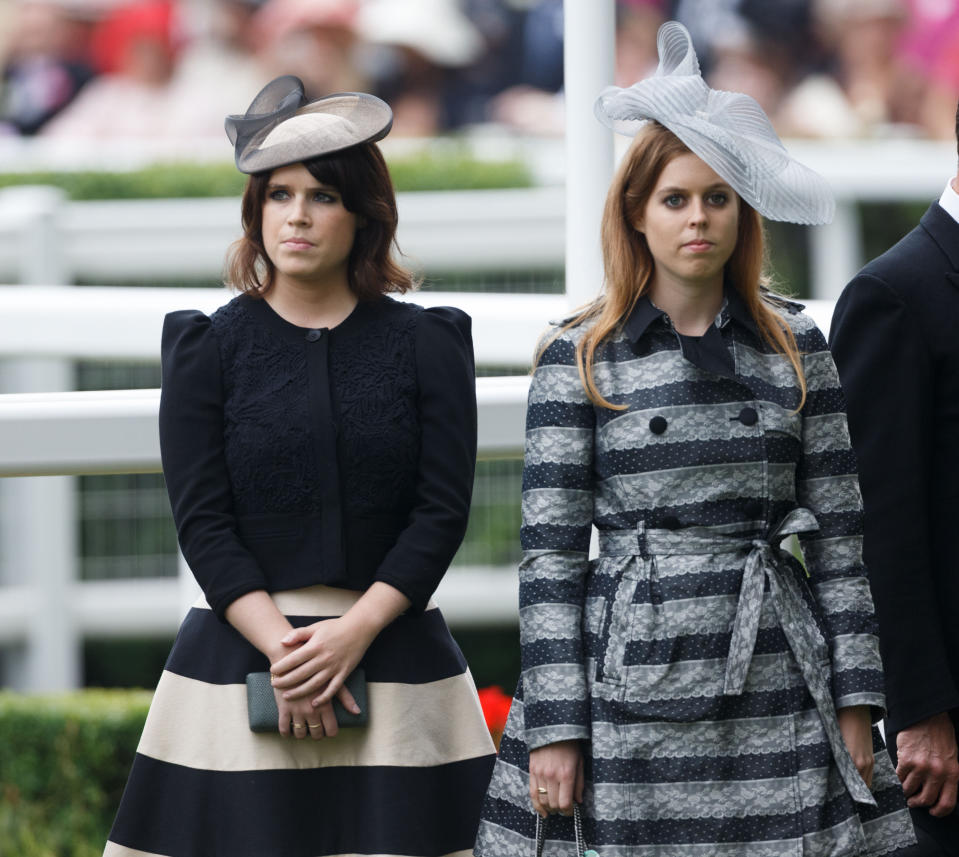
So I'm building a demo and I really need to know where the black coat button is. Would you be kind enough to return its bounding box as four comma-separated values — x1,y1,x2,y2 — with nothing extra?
649,416,668,434
661,515,681,530
738,406,758,426
306,329,323,342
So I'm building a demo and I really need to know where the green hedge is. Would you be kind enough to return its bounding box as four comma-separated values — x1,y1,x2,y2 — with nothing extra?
0,147,532,201
0,690,150,857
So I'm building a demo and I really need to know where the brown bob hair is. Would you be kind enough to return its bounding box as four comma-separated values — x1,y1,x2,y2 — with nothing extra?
550,122,806,411
225,142,415,300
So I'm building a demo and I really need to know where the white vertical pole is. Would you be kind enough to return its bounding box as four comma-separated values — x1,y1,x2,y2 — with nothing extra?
809,200,861,300
0,185,80,691
563,0,616,310
564,2,616,561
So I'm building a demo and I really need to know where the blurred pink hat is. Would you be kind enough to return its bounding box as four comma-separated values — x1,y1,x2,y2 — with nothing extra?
253,0,358,45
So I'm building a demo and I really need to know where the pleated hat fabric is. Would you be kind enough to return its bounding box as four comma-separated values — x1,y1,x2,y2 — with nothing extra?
594,21,835,226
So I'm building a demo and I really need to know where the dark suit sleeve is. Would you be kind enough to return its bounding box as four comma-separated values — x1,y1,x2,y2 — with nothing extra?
830,274,959,732
372,306,477,610
159,310,269,621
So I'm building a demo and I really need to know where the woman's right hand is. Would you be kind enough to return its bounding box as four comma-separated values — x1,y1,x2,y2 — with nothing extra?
529,740,584,817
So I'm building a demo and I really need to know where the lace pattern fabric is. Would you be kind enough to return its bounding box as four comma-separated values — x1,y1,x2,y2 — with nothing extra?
329,303,420,516
212,299,317,516
210,296,423,518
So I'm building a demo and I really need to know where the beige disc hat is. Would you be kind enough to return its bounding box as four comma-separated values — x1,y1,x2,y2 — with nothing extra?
225,75,393,174
594,22,835,226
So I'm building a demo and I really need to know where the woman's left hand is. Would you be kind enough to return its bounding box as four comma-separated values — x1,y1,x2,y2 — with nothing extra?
269,615,374,708
838,705,875,789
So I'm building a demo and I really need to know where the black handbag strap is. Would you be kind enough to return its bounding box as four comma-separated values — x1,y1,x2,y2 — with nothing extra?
535,805,589,857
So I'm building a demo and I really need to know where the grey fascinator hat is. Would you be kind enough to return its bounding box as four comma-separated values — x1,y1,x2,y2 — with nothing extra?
594,22,834,226
225,75,393,174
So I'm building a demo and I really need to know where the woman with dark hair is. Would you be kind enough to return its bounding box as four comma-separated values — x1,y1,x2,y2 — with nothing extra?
474,22,917,857
104,76,496,857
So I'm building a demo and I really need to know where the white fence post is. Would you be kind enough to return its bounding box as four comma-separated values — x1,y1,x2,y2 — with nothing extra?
809,199,862,300
0,185,80,691
563,0,616,310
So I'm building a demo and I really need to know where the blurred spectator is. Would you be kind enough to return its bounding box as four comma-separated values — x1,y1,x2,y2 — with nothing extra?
671,0,750,75
252,0,365,99
615,0,667,86
490,0,667,136
0,1,96,135
484,0,563,135
516,0,563,92
40,0,180,139
165,0,270,138
705,3,816,126
671,0,821,132
358,0,484,135
444,0,529,128
778,0,911,137
898,0,959,138
0,0,956,144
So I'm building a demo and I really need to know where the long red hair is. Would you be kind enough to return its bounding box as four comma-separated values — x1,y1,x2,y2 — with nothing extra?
546,122,806,412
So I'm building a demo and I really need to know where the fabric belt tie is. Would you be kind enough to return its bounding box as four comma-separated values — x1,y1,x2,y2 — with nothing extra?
598,507,876,807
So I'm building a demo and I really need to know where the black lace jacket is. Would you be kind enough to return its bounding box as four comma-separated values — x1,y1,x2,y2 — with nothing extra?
159,294,477,620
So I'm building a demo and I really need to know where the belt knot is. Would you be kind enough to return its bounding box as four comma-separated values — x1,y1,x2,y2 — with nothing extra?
722,508,876,807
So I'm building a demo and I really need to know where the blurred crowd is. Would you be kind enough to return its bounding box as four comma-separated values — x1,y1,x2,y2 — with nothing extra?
1,0,958,141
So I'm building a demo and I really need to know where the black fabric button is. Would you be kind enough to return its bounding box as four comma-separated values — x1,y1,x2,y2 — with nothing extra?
649,416,668,435
661,515,682,530
744,502,763,520
306,329,323,342
738,406,758,426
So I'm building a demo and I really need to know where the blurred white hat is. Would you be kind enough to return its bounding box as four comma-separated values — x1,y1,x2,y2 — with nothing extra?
357,0,484,67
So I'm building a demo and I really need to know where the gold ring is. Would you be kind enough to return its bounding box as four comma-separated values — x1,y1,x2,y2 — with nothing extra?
292,722,305,729
537,787,548,794
306,722,322,729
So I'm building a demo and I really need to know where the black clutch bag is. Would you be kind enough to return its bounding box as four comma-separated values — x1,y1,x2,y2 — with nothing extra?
246,668,369,732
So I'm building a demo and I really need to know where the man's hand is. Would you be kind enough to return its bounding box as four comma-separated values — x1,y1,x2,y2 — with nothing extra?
897,712,959,817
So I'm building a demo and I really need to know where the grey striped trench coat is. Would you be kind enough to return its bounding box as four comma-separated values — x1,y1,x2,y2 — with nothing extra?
474,290,916,857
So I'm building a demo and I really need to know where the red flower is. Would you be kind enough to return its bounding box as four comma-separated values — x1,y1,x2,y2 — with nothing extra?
477,685,512,750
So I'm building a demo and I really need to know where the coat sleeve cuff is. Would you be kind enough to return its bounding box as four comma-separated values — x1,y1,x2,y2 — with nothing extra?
207,582,269,623
835,692,886,723
525,724,591,751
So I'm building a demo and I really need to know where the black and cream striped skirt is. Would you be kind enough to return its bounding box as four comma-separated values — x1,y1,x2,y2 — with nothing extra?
104,585,497,857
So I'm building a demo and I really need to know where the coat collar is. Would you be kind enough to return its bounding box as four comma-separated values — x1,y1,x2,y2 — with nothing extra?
623,282,762,345
622,284,762,380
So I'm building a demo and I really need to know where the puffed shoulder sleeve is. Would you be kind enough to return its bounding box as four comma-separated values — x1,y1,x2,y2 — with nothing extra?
159,310,269,620
372,306,477,610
